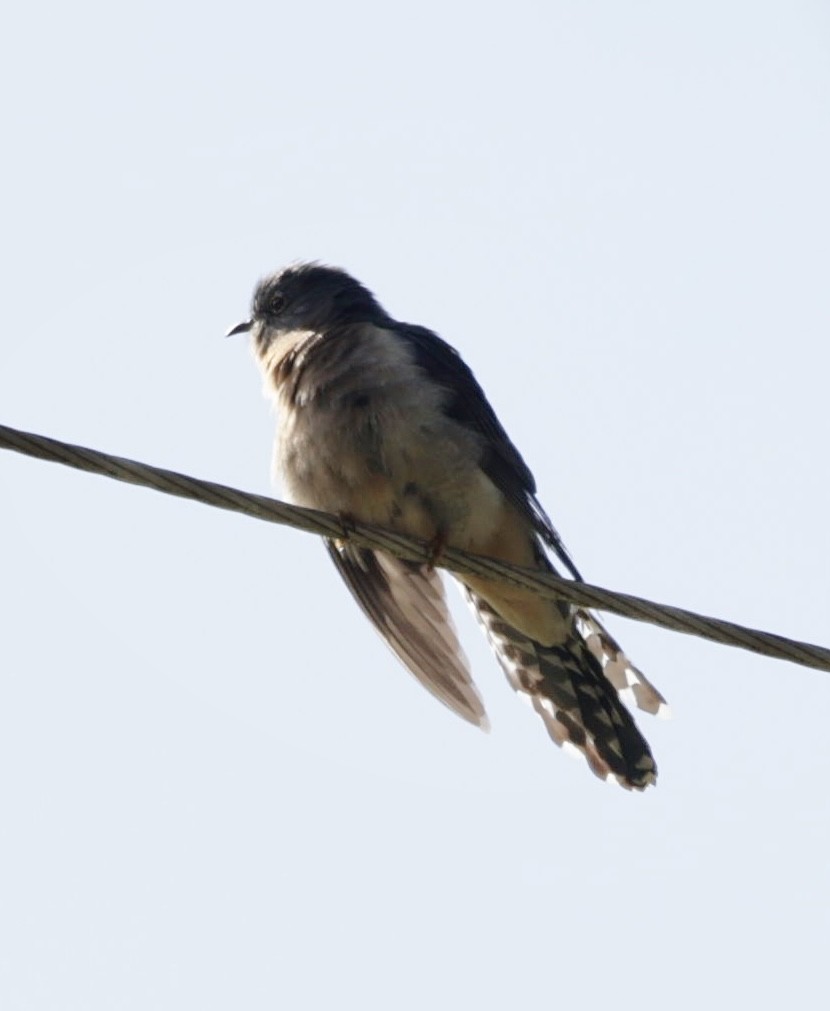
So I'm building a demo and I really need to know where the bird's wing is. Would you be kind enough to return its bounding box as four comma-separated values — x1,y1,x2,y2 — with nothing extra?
397,322,581,579
325,540,488,728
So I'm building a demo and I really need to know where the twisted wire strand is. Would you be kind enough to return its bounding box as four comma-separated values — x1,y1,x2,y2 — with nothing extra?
2,421,828,674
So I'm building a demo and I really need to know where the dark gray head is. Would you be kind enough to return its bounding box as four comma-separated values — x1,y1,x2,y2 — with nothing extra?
227,262,389,350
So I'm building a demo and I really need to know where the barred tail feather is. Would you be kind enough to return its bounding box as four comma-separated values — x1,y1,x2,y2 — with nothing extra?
466,591,658,790
574,610,669,718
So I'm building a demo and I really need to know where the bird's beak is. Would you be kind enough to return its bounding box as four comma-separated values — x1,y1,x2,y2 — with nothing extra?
225,319,253,337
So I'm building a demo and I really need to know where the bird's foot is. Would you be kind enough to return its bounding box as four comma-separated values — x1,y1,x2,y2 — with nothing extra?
426,529,448,571
334,511,357,549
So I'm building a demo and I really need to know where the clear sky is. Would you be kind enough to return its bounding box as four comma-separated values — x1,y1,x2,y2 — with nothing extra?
2,2,829,1008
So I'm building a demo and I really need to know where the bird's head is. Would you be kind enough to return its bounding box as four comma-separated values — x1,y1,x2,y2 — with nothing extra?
226,262,387,353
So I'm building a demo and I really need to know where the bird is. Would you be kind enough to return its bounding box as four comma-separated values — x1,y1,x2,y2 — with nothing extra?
228,262,667,790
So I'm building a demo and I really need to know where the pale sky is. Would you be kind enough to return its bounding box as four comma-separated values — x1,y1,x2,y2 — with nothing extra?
2,2,829,1008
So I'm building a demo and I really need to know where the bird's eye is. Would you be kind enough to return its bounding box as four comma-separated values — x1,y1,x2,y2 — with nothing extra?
269,294,286,315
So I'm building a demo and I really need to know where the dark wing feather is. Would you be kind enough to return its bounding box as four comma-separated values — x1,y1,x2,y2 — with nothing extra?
325,540,488,727
397,322,581,580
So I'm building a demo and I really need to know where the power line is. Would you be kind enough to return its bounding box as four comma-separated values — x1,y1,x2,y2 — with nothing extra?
2,421,828,674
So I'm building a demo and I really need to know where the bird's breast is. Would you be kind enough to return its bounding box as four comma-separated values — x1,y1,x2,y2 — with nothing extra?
260,325,506,546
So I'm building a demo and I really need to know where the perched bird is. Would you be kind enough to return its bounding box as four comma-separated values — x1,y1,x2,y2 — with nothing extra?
229,263,667,789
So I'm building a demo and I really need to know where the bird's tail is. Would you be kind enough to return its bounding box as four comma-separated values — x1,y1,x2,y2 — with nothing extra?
466,591,666,790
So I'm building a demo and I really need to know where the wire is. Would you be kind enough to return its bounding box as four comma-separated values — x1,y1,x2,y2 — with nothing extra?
2,421,828,674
